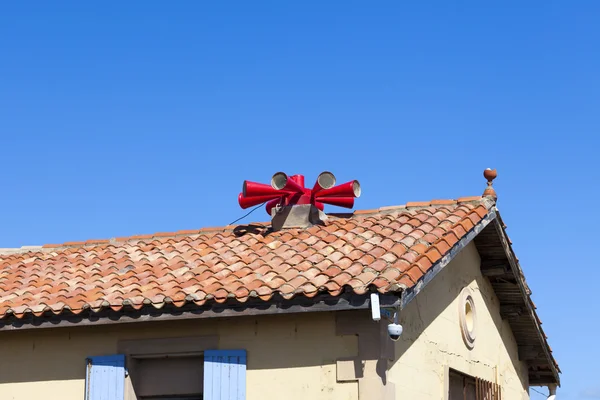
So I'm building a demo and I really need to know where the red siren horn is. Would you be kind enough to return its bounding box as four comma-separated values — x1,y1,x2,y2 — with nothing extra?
237,172,360,215
243,180,285,197
315,180,361,198
316,196,355,209
290,174,305,188
271,172,305,193
312,171,336,196
238,193,282,209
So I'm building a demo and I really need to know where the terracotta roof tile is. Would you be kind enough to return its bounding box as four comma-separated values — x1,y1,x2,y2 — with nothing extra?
0,197,495,319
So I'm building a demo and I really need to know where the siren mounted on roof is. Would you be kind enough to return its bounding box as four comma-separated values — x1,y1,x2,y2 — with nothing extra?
238,172,361,215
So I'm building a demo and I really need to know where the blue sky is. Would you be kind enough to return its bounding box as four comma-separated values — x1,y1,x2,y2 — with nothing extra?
0,2,597,398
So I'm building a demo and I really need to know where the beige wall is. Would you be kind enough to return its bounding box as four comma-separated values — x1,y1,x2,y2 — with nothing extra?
390,242,530,399
0,312,358,400
0,242,529,400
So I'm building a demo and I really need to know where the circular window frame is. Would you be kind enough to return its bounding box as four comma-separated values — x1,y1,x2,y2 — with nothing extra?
459,287,477,349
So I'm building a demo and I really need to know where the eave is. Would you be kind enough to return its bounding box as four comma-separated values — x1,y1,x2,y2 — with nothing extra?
399,207,560,386
0,292,401,332
476,215,560,386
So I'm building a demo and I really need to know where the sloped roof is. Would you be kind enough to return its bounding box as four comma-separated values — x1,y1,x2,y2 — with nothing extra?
0,193,559,384
0,197,489,318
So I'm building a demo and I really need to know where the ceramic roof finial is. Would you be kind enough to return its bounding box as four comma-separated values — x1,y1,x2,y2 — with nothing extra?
482,168,498,200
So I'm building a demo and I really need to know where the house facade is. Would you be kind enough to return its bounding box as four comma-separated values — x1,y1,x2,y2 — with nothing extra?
0,170,559,399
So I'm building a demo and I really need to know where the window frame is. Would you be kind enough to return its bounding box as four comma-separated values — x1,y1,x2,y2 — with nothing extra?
117,336,218,400
443,366,502,400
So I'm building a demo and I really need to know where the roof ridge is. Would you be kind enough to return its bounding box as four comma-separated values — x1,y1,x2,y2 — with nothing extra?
346,196,490,217
0,246,43,255
14,195,489,252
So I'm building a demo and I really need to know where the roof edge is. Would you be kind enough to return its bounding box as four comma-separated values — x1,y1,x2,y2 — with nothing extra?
0,293,402,332
398,206,560,386
491,215,561,385
399,208,498,308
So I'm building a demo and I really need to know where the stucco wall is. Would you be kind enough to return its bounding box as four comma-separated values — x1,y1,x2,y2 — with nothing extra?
0,312,358,400
389,242,530,399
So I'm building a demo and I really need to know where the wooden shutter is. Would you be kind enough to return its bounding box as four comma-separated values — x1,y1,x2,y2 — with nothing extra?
449,370,502,400
85,354,126,400
475,377,502,400
204,349,247,400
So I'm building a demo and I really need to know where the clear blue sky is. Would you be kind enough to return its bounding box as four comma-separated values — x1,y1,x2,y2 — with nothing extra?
0,2,597,398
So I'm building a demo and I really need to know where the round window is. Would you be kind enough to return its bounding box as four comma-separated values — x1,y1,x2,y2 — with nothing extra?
459,287,476,349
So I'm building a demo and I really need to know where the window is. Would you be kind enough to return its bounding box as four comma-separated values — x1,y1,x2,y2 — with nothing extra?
459,287,477,349
85,349,246,400
134,356,204,399
449,370,476,400
448,370,501,400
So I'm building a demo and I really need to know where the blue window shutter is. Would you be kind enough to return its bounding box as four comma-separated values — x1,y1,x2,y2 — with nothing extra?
204,349,247,400
85,354,126,400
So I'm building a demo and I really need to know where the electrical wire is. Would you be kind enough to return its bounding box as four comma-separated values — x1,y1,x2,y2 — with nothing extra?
228,202,266,225
530,387,547,397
